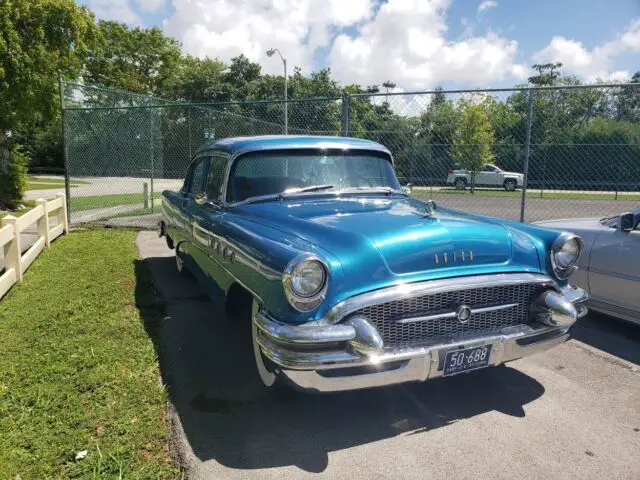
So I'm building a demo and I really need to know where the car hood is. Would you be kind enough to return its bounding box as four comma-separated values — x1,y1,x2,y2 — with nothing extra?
232,197,518,276
534,217,604,230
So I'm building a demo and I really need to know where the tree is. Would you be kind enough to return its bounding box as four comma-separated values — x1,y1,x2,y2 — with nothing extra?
528,62,563,86
615,71,640,122
165,56,227,102
451,103,495,193
85,21,182,96
0,0,98,208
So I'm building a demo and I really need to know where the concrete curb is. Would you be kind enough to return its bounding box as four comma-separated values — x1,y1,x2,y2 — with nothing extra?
568,339,640,374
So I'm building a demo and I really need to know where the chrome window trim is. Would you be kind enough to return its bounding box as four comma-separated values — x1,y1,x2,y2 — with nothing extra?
311,273,557,326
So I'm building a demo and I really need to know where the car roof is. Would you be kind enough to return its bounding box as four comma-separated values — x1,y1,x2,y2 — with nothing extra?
195,135,392,157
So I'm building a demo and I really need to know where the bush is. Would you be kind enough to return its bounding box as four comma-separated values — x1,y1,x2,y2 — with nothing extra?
0,142,29,210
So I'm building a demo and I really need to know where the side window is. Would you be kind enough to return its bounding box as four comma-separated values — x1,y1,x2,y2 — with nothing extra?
484,165,495,172
188,158,207,195
206,154,227,201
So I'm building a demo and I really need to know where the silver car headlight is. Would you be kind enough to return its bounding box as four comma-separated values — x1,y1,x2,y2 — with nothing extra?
283,255,329,312
550,233,583,279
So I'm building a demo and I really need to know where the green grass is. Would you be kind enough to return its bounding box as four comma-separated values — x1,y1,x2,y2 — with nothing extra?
414,187,640,201
26,177,87,191
0,200,37,220
26,182,84,191
70,193,161,213
0,230,178,479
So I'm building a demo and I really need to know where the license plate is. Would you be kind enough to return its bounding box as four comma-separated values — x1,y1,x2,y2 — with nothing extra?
443,344,492,376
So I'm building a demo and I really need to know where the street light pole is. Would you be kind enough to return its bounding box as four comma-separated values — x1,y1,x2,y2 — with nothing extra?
267,48,288,134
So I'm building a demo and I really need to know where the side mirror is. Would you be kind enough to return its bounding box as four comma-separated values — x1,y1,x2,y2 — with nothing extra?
618,212,635,232
403,183,413,195
194,192,207,205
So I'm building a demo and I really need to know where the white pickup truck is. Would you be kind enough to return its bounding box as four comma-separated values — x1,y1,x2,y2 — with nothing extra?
446,164,524,191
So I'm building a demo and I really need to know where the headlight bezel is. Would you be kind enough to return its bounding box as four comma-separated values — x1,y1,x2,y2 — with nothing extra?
550,232,583,279
283,254,329,312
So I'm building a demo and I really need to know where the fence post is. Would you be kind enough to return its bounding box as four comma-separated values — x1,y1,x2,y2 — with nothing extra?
58,71,71,225
188,106,192,160
36,198,50,247
341,92,350,136
520,88,534,223
150,109,155,213
2,216,22,283
56,192,69,234
143,182,149,209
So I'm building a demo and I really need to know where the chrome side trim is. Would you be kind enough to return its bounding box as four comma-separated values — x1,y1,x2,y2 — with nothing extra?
395,302,519,324
319,273,556,325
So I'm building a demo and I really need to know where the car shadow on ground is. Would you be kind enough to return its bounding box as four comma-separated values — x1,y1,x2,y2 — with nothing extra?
570,312,640,365
134,256,546,473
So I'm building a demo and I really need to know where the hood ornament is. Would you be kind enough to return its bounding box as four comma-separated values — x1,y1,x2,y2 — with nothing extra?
416,200,436,217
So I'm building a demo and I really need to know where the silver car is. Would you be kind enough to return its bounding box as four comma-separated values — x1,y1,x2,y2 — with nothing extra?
537,207,640,325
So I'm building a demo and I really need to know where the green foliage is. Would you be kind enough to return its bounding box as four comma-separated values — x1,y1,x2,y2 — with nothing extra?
0,140,28,210
0,0,98,207
0,0,98,130
85,20,182,95
452,103,496,171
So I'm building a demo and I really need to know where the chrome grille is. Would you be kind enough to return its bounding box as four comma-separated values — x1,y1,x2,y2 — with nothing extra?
349,283,541,348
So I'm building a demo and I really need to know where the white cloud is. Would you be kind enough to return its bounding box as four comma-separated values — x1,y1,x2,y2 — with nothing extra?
477,0,497,16
533,18,640,81
162,0,374,75
327,0,526,89
135,0,166,13
84,0,141,24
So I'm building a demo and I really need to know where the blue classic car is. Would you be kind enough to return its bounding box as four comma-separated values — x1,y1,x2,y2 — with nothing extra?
160,135,588,392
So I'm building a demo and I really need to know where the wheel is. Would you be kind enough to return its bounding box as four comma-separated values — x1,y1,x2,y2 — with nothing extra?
251,299,286,389
504,179,517,192
454,178,467,190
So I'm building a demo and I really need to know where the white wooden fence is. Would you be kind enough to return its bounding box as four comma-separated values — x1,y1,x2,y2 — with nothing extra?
0,193,69,299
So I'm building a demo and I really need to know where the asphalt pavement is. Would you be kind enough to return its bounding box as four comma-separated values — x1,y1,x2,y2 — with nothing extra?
136,231,640,480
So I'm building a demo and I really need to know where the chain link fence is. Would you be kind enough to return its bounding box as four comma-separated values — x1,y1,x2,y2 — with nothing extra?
59,81,639,228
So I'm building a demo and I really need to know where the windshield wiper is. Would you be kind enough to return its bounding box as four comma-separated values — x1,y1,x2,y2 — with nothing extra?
281,184,335,197
340,186,407,196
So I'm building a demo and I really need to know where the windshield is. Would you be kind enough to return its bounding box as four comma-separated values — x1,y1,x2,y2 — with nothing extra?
227,150,401,203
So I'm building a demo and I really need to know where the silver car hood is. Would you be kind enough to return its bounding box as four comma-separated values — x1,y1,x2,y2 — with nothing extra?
534,218,607,231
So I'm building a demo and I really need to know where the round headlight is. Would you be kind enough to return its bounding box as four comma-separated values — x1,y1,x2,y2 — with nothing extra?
554,238,580,269
551,233,583,278
283,255,329,312
291,260,326,297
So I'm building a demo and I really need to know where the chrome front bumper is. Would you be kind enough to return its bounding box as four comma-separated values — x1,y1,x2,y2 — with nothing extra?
253,281,588,393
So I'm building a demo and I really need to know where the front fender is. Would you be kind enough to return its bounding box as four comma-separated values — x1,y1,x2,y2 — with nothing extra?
216,213,346,323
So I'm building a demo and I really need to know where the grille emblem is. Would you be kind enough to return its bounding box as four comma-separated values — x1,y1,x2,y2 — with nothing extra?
456,305,472,324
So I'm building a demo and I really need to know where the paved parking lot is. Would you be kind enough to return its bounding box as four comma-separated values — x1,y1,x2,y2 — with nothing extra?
136,232,640,480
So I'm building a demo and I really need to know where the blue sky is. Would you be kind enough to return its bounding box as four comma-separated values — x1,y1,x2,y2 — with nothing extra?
79,0,640,90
